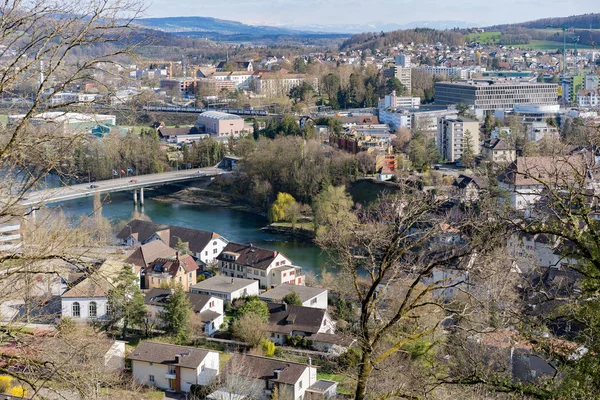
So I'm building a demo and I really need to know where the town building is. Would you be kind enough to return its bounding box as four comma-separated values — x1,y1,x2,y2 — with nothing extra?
259,285,328,310
116,220,228,267
142,254,198,290
144,288,223,336
577,89,600,107
217,243,304,289
419,65,486,80
266,303,336,345
124,240,177,272
129,341,219,393
436,117,480,163
190,276,260,303
0,218,21,253
378,90,421,109
159,78,197,96
211,354,318,400
453,175,485,202
254,73,318,97
61,260,130,321
8,112,116,135
481,138,516,164
196,111,245,137
526,122,559,142
498,155,587,211
434,81,558,111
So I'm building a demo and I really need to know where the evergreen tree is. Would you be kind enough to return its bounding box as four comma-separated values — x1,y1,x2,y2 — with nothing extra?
253,119,260,141
461,130,475,167
107,265,147,339
160,285,192,343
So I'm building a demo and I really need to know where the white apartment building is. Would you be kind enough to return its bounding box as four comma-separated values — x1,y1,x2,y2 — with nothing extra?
255,73,318,97
577,89,600,107
0,218,21,253
437,117,480,163
378,90,421,109
526,121,559,142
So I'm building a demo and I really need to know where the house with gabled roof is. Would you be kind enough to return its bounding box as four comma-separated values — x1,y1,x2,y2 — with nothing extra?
144,288,223,336
141,254,198,290
124,240,177,272
116,220,228,267
481,138,516,164
266,303,336,345
129,341,219,393
61,259,131,321
217,243,303,289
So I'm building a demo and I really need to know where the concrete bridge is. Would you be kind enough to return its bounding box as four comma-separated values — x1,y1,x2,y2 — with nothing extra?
21,165,229,208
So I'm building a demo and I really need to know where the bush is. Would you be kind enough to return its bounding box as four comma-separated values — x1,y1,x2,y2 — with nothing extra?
261,338,276,357
196,274,206,283
286,335,309,348
7,385,28,397
338,347,361,371
0,376,11,393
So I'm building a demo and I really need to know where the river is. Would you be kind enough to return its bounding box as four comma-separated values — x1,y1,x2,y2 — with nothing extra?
54,187,330,276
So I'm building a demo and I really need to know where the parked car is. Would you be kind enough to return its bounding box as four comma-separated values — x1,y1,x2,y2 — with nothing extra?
129,179,138,183
89,184,98,188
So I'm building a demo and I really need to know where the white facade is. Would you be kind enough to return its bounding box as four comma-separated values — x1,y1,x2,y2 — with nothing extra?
498,181,542,211
220,252,295,289
0,220,21,252
577,90,599,107
61,297,109,321
378,109,412,131
526,122,559,142
197,237,229,266
190,277,260,303
132,352,219,393
507,234,578,273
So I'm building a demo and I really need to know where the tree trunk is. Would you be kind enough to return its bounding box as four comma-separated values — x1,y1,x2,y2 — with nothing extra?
355,349,373,400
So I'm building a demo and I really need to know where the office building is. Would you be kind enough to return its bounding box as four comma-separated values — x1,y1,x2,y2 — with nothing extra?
437,117,480,163
435,81,558,111
395,54,411,68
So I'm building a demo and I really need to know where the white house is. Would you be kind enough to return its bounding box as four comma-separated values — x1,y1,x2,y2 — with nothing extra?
259,285,328,310
116,220,228,267
130,341,219,393
507,233,578,273
213,354,317,400
190,276,260,303
61,260,130,321
266,303,336,346
144,288,224,336
217,243,304,289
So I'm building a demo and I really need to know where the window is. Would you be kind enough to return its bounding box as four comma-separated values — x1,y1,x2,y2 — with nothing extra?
179,276,182,283
89,302,97,318
213,241,217,246
189,272,192,278
213,248,218,254
205,251,208,256
299,380,303,389
311,298,317,305
72,302,80,317
149,375,155,383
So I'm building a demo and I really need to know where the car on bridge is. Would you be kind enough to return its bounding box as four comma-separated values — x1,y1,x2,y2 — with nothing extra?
89,184,98,188
129,179,138,183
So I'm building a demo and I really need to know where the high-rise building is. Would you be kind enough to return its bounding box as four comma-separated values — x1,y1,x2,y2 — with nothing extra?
435,81,558,111
394,67,412,94
395,54,411,68
437,117,480,163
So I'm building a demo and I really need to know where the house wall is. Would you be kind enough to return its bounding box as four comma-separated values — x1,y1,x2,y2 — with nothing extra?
498,181,542,211
302,291,328,310
61,297,109,320
204,314,224,336
132,360,173,391
104,341,126,372
146,270,196,291
270,266,298,287
198,238,228,265
191,281,260,303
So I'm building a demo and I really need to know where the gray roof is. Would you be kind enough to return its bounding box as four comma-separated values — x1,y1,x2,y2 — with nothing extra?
259,285,326,304
267,303,326,335
226,354,308,386
198,111,243,121
307,380,338,393
129,341,211,369
144,288,214,313
191,275,258,294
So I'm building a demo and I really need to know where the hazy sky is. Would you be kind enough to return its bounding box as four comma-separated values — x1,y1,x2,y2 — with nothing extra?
145,0,599,27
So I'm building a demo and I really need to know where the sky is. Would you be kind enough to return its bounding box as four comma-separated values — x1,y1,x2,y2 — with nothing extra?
145,0,599,28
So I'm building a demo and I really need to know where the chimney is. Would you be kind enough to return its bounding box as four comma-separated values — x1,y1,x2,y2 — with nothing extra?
274,368,282,381
175,251,180,260
283,303,287,312
308,356,312,366
175,354,181,364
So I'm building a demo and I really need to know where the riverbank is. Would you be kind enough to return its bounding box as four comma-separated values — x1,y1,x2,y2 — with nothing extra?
261,222,315,241
152,187,267,217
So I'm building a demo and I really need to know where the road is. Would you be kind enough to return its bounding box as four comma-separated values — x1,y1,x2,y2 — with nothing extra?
21,166,226,207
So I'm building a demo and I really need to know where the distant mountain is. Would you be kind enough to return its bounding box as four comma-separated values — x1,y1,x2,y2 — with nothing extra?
136,16,333,36
284,20,478,34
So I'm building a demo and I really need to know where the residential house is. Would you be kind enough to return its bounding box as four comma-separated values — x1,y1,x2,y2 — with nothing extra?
144,288,224,336
259,285,328,310
116,220,228,267
142,254,198,290
217,243,304,289
130,341,219,393
266,303,336,345
61,259,130,321
305,380,338,400
124,240,177,273
453,174,485,202
190,276,260,303
526,121,559,142
481,138,516,164
498,155,588,211
507,233,578,274
211,354,319,400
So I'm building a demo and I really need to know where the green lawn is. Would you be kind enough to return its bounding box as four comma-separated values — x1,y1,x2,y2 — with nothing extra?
517,40,594,50
317,371,355,396
465,31,502,44
0,115,7,126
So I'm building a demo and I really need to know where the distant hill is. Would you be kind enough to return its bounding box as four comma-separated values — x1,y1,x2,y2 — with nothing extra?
284,20,478,34
488,13,600,30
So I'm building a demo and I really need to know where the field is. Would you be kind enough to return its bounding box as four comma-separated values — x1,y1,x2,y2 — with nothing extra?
465,31,502,44
516,40,594,50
